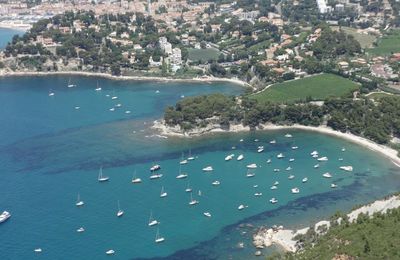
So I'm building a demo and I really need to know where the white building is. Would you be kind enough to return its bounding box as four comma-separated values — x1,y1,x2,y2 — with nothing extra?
159,37,172,55
171,48,182,65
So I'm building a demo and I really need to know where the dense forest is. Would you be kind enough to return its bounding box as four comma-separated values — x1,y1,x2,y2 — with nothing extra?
164,94,400,145
268,205,400,259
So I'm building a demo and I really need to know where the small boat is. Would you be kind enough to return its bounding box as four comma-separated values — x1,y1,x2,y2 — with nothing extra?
270,140,276,144
274,181,279,185
314,164,320,169
176,165,188,179
270,185,278,190
323,172,332,178
288,175,295,180
111,96,118,100
187,149,195,161
150,164,161,172
76,193,84,207
98,167,109,182
246,170,255,178
239,139,244,142
198,190,202,196
0,211,11,223
312,154,319,158
148,211,159,226
310,151,318,156
106,249,115,255
202,166,213,172
160,186,168,198
291,146,299,150
185,182,192,193
246,163,257,169
291,188,300,194
155,227,165,243
106,94,110,97
270,198,278,204
132,170,142,183
302,177,308,183
117,200,124,217
180,159,188,165
289,158,295,162
95,82,102,91
277,153,285,159
225,154,234,161
125,110,131,114
338,158,344,161
341,148,346,152
203,212,212,218
109,108,115,112
34,248,42,253
331,183,338,188
237,154,244,161
77,227,85,233
340,166,353,172
253,185,258,188
317,156,328,161
285,133,292,138
189,193,199,205
257,146,264,153
267,159,272,164
67,78,76,88
48,91,55,96
115,103,122,107
286,166,292,171
74,106,80,110
212,180,220,186
238,204,246,210
254,192,263,196
254,139,259,142
273,168,280,172
149,174,163,179
155,90,160,94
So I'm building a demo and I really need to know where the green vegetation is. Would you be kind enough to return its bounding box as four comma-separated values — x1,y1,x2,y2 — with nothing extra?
269,207,400,260
366,92,394,100
252,74,359,103
188,48,221,62
332,26,377,48
368,30,400,55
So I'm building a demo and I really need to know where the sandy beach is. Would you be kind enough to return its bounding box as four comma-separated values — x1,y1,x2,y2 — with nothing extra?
152,121,400,166
0,70,251,87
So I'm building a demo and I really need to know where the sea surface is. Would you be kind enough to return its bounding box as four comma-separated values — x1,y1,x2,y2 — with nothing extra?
1,29,400,260
0,28,24,49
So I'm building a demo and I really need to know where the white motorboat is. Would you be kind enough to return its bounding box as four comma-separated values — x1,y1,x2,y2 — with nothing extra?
314,164,320,168
98,167,109,182
270,185,278,190
111,96,118,100
341,147,346,152
246,170,256,178
74,106,80,110
125,110,131,114
237,154,244,161
317,156,328,161
225,154,234,161
160,186,168,198
254,192,262,196
0,211,11,223
34,248,42,253
76,193,84,207
117,200,124,217
338,158,344,161
267,159,272,164
202,166,213,172
189,193,199,205
48,91,55,96
106,249,115,255
340,166,353,172
149,174,163,179
286,166,292,171
253,185,258,188
302,177,308,183
310,151,318,156
289,158,295,162
212,180,220,186
239,138,244,142
238,204,246,210
254,139,259,142
150,164,161,172
155,90,160,94
109,108,115,112
273,168,280,172
270,140,276,144
277,153,285,159
312,154,319,158
331,183,338,188
288,175,295,180
257,146,264,153
148,211,159,226
323,172,332,178
274,181,279,186
270,198,278,204
155,228,165,243
246,163,257,169
291,146,299,150
77,227,85,233
203,212,212,218
291,188,300,194
285,133,292,138
115,103,122,107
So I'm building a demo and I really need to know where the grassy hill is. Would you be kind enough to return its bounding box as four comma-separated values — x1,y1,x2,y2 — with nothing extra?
367,30,400,56
252,74,359,103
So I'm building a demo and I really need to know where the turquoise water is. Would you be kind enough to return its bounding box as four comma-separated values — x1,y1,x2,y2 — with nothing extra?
1,76,400,260
0,28,24,49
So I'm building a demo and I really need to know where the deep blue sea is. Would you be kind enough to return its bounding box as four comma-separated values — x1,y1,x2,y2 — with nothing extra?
1,31,400,260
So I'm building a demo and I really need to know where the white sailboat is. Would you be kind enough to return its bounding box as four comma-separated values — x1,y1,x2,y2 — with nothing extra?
179,152,188,165
132,170,142,183
237,154,244,161
98,167,109,182
291,187,300,194
148,211,159,226
176,165,188,179
185,182,192,192
189,192,199,205
257,146,264,153
277,153,285,159
95,81,102,91
160,186,168,198
317,156,328,161
202,166,213,172
106,249,115,255
246,163,257,169
77,227,85,233
246,170,255,178
203,212,212,218
76,193,84,207
155,227,165,243
187,149,195,161
67,78,76,88
117,200,124,217
34,248,42,253
302,177,308,183
212,180,220,186
323,172,332,178
270,198,278,204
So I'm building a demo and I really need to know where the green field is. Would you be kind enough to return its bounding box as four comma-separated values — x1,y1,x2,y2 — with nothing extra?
253,74,359,103
367,30,400,55
332,26,376,48
188,48,221,62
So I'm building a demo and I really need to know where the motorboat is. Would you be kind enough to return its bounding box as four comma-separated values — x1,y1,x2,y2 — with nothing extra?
289,158,295,162
270,198,278,204
203,212,212,218
238,204,246,210
302,177,308,183
237,154,244,161
0,211,11,223
106,249,115,255
34,248,42,253
270,185,278,190
285,133,292,138
331,183,338,188
273,168,280,172
286,166,292,171
257,146,264,153
317,157,328,161
225,154,234,161
291,188,300,194
341,148,346,152
288,175,295,180
323,172,332,178
202,166,213,172
77,227,85,233
254,192,262,196
212,180,220,186
314,164,320,169
340,166,353,172
277,153,285,159
149,174,163,179
273,181,279,185
291,146,299,150
270,140,276,144
267,159,272,164
150,164,161,172
310,151,318,156
246,163,257,169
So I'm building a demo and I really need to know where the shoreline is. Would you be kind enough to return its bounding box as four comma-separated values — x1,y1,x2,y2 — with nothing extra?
152,121,400,166
253,194,400,253
0,71,251,87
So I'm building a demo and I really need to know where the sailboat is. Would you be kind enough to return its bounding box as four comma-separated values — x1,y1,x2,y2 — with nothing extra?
132,170,142,183
179,152,188,165
176,165,188,179
155,227,165,243
189,192,199,205
148,211,159,226
116,200,124,217
67,77,76,88
185,182,192,192
187,149,195,161
160,186,168,198
48,90,55,96
76,193,84,207
95,81,102,91
98,167,109,182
